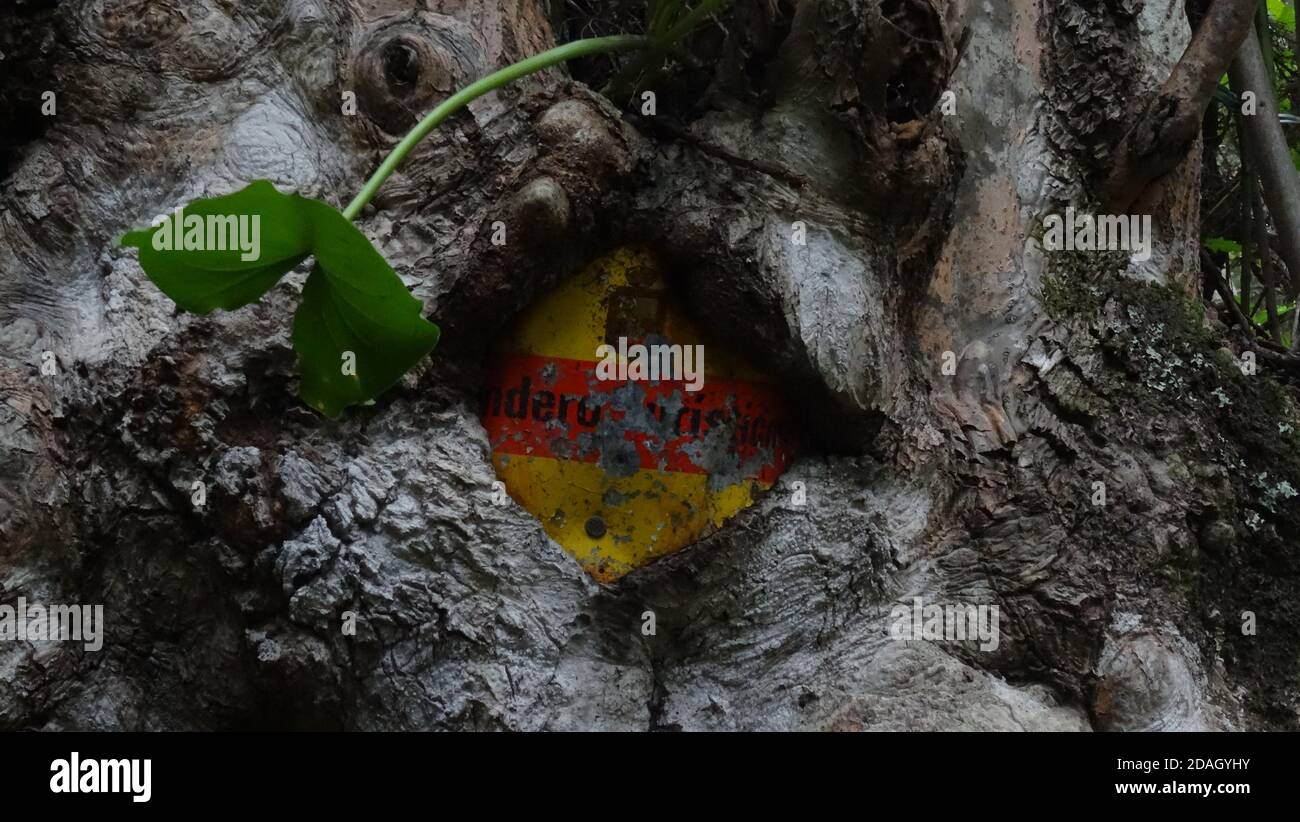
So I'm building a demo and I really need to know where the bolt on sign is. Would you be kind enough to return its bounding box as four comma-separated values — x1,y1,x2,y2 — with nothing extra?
480,248,798,582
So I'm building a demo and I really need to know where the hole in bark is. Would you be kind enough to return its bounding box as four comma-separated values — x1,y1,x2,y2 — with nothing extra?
382,40,423,96
885,74,916,122
350,28,460,137
553,0,650,88
474,248,804,583
0,0,58,176
875,0,946,122
743,0,797,94
884,59,940,123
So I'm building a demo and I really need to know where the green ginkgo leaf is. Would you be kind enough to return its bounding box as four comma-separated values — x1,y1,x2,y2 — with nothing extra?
291,199,440,418
119,180,314,314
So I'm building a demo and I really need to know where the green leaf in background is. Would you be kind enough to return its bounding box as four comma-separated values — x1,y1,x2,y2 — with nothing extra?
292,200,440,418
119,181,313,314
1205,237,1243,255
1268,0,1296,32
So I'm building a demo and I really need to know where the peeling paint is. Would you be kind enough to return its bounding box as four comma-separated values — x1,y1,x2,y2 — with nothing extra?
480,249,799,581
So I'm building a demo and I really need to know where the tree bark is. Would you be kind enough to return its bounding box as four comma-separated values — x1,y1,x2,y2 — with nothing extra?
2,0,1299,731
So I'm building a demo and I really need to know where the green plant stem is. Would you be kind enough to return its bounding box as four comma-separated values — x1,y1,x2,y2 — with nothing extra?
343,34,646,221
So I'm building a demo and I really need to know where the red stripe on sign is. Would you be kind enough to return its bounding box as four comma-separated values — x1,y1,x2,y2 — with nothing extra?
479,353,797,483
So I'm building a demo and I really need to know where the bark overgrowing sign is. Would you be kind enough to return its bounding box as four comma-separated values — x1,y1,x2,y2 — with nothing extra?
480,249,797,581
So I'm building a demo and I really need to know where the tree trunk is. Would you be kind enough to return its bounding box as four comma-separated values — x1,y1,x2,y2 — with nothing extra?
2,0,1299,731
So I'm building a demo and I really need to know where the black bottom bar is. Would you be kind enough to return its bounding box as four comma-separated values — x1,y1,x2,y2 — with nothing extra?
0,731,1289,810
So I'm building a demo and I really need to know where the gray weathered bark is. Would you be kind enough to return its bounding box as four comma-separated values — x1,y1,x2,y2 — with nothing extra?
2,0,1299,730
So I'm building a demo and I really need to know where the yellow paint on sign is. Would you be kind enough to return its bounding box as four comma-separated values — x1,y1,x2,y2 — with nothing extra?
480,249,797,581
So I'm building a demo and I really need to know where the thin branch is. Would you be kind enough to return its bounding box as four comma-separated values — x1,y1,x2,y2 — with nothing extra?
1204,251,1300,369
1230,24,1300,307
1205,172,1242,223
1204,249,1258,336
1250,167,1284,342
1238,128,1253,317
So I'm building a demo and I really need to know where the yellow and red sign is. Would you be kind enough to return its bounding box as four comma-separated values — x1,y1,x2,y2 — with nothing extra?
480,249,796,581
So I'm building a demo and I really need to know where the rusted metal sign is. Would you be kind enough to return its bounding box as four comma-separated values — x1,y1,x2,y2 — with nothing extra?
480,249,796,581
